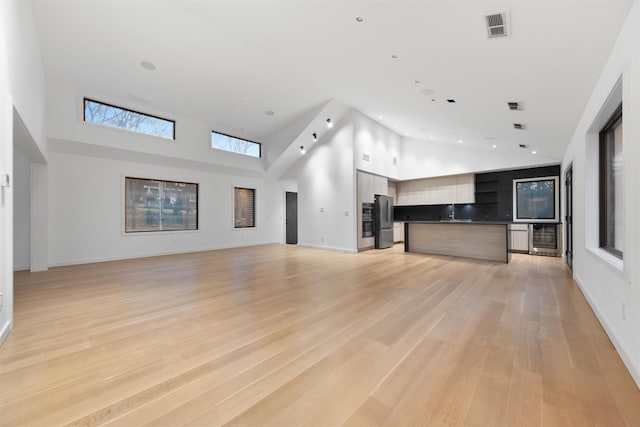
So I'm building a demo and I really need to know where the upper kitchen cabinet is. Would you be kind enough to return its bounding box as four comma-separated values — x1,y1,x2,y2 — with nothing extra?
397,174,474,205
357,170,388,204
374,175,388,196
455,174,475,204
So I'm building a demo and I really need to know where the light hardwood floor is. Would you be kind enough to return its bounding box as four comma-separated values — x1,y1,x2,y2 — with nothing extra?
2,244,639,426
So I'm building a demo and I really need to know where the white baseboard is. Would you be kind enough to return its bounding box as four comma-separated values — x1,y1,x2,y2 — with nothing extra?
574,274,640,389
13,265,29,272
0,321,12,346
48,241,282,268
297,243,358,254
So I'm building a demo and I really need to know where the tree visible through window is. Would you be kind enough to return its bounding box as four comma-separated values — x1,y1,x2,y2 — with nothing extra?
212,131,261,158
234,187,255,228
599,104,623,259
125,177,198,232
84,98,175,140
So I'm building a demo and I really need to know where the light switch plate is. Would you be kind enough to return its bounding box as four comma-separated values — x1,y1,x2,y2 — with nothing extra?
0,173,10,188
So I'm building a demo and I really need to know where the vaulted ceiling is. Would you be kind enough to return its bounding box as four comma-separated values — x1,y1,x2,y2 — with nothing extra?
31,0,633,161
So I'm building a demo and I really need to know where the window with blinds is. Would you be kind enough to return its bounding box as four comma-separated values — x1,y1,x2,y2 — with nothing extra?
234,187,255,228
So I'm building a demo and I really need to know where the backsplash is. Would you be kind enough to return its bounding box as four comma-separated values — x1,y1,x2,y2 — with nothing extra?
394,165,561,222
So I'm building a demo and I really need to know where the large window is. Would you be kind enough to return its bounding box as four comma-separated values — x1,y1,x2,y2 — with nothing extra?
84,98,175,140
599,104,623,259
234,187,255,228
513,176,559,223
212,131,261,158
125,177,198,232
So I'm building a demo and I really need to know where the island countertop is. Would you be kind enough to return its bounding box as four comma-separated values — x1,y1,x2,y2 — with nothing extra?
404,221,510,263
402,220,513,225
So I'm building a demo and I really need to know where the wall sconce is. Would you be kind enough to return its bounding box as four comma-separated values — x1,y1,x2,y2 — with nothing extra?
300,145,306,154
326,118,333,128
312,133,317,142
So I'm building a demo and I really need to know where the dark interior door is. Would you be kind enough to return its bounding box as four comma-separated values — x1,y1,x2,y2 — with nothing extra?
285,192,298,244
565,165,573,270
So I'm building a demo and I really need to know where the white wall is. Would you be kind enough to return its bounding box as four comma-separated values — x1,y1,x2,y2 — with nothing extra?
6,1,47,160
47,82,263,173
562,1,640,387
0,0,48,345
400,137,556,181
296,120,356,253
13,146,30,270
353,112,402,180
47,151,285,266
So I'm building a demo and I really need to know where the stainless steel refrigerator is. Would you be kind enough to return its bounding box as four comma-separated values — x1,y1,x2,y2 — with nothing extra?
374,194,394,249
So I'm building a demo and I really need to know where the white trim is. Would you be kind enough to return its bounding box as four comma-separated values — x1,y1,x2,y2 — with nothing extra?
297,243,358,254
586,246,624,273
0,321,12,346
47,241,281,268
13,265,29,272
574,274,640,389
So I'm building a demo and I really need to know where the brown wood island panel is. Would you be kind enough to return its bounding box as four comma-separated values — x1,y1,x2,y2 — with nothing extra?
406,222,509,263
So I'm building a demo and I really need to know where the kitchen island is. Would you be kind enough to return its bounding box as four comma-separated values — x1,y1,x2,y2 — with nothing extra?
404,221,511,263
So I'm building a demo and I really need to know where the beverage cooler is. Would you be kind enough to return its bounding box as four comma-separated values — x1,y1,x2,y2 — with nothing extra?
529,223,562,257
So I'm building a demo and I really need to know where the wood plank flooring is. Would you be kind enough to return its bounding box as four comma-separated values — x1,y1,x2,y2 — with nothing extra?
2,244,639,426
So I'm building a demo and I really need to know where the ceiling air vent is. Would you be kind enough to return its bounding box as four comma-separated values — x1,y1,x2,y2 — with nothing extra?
485,11,510,38
513,123,526,130
519,144,529,149
508,102,521,111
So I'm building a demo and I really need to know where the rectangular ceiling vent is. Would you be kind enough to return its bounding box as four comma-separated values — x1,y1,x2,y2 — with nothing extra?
513,123,526,130
485,11,510,38
519,144,529,149
508,102,521,111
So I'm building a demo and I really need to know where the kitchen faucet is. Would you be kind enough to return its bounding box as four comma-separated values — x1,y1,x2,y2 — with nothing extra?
449,203,455,220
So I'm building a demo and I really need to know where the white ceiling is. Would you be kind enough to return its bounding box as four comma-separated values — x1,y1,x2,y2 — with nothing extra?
31,0,633,161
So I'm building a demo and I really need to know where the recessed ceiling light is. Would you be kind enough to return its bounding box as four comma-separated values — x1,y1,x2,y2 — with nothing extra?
532,150,537,154
458,139,463,143
265,110,275,116
300,146,306,154
356,16,363,22
492,144,497,148
140,61,156,71
326,118,333,128
391,54,398,59
312,133,317,142
378,115,383,120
